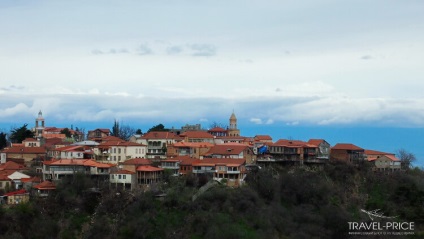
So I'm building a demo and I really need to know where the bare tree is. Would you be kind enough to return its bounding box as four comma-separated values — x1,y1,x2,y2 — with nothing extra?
397,148,416,169
209,121,227,129
111,120,136,141
119,124,136,141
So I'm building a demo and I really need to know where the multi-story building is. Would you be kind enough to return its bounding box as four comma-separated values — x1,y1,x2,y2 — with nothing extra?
268,139,318,162
167,142,214,158
42,159,115,181
203,143,256,164
331,143,366,163
93,141,147,164
133,131,183,160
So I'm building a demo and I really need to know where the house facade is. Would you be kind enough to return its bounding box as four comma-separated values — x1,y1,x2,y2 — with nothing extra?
0,145,46,167
192,158,247,186
87,128,111,142
167,142,214,158
42,159,115,180
110,170,136,190
368,154,401,172
93,141,147,163
203,143,256,164
134,131,182,160
268,139,318,162
331,143,366,163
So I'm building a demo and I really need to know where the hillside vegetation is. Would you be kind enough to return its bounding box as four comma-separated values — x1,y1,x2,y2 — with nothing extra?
1,162,423,239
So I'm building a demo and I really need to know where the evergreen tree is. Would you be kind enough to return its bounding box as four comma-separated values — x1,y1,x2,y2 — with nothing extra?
112,120,120,138
0,132,7,150
9,124,34,143
60,128,72,138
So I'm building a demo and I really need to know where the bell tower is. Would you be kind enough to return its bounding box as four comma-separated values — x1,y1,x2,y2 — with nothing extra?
35,110,45,139
227,111,240,137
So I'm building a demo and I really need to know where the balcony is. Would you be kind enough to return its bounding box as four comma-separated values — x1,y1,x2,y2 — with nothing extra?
226,170,240,174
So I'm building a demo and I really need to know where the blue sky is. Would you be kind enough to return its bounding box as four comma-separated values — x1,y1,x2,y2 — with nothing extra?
0,0,423,166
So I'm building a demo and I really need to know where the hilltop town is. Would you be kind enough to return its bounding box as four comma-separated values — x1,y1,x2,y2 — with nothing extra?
0,110,408,204
0,111,422,238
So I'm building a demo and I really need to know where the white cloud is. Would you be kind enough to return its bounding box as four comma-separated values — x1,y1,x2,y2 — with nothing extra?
250,118,263,125
265,119,274,125
0,90,424,128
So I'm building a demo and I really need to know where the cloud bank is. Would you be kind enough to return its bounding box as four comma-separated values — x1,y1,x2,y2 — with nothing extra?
1,88,423,129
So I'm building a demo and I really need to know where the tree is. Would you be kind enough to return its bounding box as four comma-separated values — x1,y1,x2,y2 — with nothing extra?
397,149,416,169
0,132,7,150
135,129,142,135
9,124,34,143
209,121,227,129
111,120,136,141
60,128,72,138
119,125,136,141
147,124,169,133
112,120,120,138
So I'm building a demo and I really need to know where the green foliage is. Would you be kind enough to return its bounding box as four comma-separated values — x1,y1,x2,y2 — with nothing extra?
0,162,423,238
0,132,7,150
147,123,169,132
9,124,34,143
60,128,72,138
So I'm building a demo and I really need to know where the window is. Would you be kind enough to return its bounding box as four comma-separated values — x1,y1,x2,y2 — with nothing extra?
118,148,121,154
111,175,114,179
123,175,126,179
118,156,121,161
118,175,122,179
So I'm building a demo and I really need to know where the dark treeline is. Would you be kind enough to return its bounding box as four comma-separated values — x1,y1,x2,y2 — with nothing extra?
1,162,423,239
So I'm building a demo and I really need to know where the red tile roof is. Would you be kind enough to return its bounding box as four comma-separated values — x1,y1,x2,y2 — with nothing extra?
47,159,87,166
4,189,28,196
0,161,26,171
89,128,111,134
33,181,56,190
42,134,66,139
174,156,200,165
172,142,214,148
43,159,114,168
54,145,87,152
180,131,214,139
272,139,317,148
122,158,151,165
307,139,326,146
22,138,37,142
141,131,182,140
208,127,227,132
254,135,273,141
192,158,246,167
216,136,246,140
111,170,136,175
385,155,400,161
365,149,394,155
83,160,115,168
1,146,46,154
99,141,146,147
0,171,12,181
21,176,42,183
136,165,164,172
204,144,249,156
332,143,364,151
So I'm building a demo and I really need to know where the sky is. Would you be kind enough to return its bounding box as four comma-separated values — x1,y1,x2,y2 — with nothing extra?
0,0,423,166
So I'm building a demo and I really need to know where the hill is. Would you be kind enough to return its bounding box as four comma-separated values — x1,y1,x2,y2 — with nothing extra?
0,162,423,238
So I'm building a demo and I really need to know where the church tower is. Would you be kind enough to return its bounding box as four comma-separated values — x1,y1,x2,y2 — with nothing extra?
34,110,45,139
227,111,240,137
